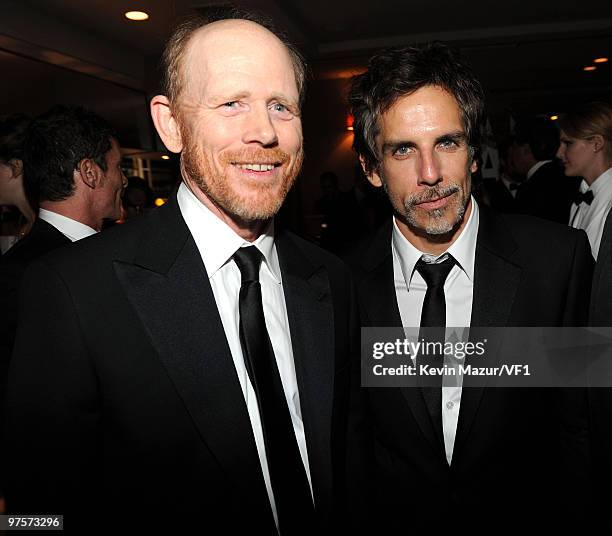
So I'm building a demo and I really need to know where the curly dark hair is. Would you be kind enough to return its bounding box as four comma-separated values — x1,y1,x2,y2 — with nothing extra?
348,42,485,174
23,106,116,202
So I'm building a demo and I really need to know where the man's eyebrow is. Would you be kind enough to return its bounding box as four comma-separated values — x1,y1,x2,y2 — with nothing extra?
435,130,468,144
381,131,468,154
208,92,251,104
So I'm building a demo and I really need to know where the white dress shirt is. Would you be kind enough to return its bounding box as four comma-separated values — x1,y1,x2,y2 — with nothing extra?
177,182,312,528
569,167,612,260
38,208,97,242
392,197,479,464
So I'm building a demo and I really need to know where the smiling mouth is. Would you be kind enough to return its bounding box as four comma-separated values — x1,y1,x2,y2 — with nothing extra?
232,162,281,172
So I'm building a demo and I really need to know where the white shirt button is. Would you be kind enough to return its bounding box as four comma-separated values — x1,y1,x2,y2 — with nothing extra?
446,401,454,410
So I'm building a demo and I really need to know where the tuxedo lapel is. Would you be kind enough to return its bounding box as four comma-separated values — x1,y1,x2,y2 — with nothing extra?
454,207,522,459
591,208,612,323
275,231,335,506
358,221,445,458
113,195,272,521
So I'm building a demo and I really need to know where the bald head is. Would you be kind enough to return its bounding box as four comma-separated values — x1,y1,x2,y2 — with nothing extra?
181,20,298,108
161,11,306,109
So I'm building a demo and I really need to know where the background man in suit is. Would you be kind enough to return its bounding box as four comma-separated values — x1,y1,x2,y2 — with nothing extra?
0,107,127,482
4,8,356,533
512,117,580,223
346,42,593,531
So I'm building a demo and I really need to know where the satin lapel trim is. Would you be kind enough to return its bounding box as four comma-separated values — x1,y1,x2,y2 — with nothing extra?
113,202,272,522
276,232,335,504
454,209,522,461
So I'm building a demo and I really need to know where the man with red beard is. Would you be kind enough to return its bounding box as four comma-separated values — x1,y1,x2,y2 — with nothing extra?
346,43,593,531
4,9,356,534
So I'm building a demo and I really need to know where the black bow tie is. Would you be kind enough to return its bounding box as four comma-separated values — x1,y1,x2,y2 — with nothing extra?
508,182,520,191
573,190,594,206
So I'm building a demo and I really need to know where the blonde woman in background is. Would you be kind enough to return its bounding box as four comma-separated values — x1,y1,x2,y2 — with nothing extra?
558,101,612,260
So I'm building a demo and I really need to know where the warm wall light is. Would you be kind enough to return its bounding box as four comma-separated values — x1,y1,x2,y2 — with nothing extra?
161,155,170,160
550,115,558,121
584,66,597,71
154,198,166,207
594,57,609,64
125,11,149,21
346,113,354,131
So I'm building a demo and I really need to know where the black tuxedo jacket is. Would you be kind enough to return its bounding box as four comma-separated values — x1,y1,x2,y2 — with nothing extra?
590,208,612,324
479,177,518,213
588,208,612,527
3,194,357,532
346,206,593,531
0,219,71,417
515,160,580,224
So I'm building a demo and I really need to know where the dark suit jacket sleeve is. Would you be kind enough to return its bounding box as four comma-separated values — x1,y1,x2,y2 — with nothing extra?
4,259,101,515
557,229,593,516
563,229,595,325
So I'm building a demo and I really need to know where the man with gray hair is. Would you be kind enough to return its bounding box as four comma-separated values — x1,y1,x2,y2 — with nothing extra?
346,42,593,530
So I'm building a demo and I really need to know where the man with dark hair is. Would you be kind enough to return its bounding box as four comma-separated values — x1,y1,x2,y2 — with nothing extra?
346,42,593,530
512,117,579,223
1,105,126,367
4,9,356,533
5,105,126,257
0,105,127,518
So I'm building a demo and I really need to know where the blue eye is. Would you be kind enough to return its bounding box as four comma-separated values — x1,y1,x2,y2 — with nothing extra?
394,145,410,155
224,101,238,108
269,102,294,120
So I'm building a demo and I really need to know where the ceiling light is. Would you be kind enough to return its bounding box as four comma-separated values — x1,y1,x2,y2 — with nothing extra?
125,11,149,21
594,57,609,64
161,155,170,160
583,66,597,72
154,198,166,207
550,115,558,121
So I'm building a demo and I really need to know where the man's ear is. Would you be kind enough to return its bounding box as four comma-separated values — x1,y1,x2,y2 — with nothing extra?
470,158,478,173
7,159,23,179
76,158,102,189
359,156,383,187
150,95,183,153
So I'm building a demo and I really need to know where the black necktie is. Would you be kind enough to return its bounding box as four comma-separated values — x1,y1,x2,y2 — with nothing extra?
233,246,314,535
415,255,456,441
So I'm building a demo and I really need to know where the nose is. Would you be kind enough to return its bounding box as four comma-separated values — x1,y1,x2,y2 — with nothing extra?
242,104,278,146
121,172,128,189
417,148,442,186
556,143,565,161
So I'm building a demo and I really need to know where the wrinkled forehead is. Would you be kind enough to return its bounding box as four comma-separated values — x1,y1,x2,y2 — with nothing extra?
180,19,298,100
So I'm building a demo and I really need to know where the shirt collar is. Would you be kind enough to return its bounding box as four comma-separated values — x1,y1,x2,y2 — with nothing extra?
176,182,281,283
585,166,612,195
526,160,552,181
38,208,97,242
392,196,479,286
